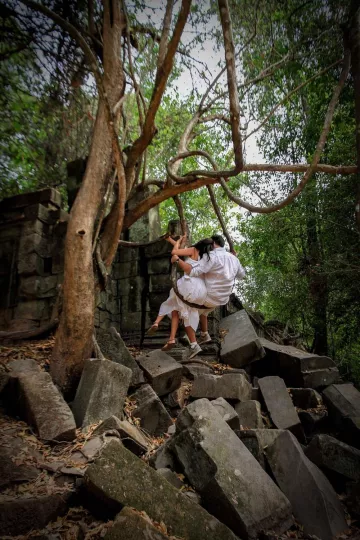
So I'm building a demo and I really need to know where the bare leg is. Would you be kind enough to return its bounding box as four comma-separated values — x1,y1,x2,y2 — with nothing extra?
154,314,165,325
200,314,208,333
169,310,179,341
185,326,197,344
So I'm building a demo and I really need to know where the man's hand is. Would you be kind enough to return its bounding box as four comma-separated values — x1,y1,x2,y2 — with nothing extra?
171,255,179,264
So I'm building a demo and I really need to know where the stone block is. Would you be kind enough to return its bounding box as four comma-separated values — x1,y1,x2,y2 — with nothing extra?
211,397,240,430
149,273,172,292
299,410,329,437
19,275,58,299
236,428,285,468
265,430,347,540
13,299,50,321
149,291,170,312
105,507,169,540
118,246,140,263
235,400,264,429
149,437,177,470
21,219,49,238
260,338,338,388
113,260,139,279
305,434,360,481
17,252,45,276
220,310,265,367
18,232,54,258
93,416,148,456
85,439,238,540
138,350,182,396
96,327,144,385
144,239,172,259
7,357,40,374
17,372,76,441
24,203,59,224
72,358,132,428
0,493,70,536
157,468,184,489
182,362,213,379
174,399,293,539
323,383,360,449
0,188,61,212
288,387,323,409
131,384,173,436
0,446,39,488
346,481,360,516
190,373,252,401
147,257,171,275
259,376,305,442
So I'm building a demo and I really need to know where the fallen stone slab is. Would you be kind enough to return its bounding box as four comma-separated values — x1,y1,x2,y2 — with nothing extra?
163,385,188,409
174,399,293,539
0,493,71,536
289,387,323,409
0,446,39,488
260,338,338,388
258,376,305,442
17,372,76,441
138,350,182,396
7,357,41,374
323,384,360,448
220,310,265,367
265,430,347,540
346,481,360,516
182,362,213,379
191,373,252,401
105,506,169,540
299,409,329,437
93,415,148,456
72,358,132,428
96,327,144,385
85,439,238,540
211,397,240,430
131,384,173,436
305,434,360,481
235,400,263,429
149,437,177,470
157,467,184,489
236,428,285,468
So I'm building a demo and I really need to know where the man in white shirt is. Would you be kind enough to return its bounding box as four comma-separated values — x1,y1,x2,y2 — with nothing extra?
171,234,245,357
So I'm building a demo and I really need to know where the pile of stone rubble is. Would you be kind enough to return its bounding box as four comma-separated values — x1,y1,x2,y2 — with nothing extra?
1,309,360,539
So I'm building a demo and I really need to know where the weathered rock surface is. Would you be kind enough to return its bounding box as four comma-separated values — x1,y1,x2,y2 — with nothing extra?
85,439,238,540
182,362,213,379
96,327,144,385
72,358,132,428
157,467,184,489
131,384,173,436
149,437,177,470
265,430,347,540
305,434,360,481
220,310,265,367
0,446,39,488
323,383,360,448
191,373,252,401
138,350,182,396
299,409,329,437
7,358,41,374
174,399,293,539
260,338,339,388
105,507,169,540
289,387,323,409
258,376,304,441
17,371,76,441
211,397,240,430
0,493,71,536
93,415,148,455
236,428,285,468
235,400,263,429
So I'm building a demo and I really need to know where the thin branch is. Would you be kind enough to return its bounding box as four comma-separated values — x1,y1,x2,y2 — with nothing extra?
220,51,351,213
199,114,231,125
125,0,192,174
245,58,343,141
157,0,174,69
218,0,243,171
207,185,234,252
172,195,187,235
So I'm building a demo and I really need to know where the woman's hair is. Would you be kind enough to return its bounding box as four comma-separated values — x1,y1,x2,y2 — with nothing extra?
193,238,214,260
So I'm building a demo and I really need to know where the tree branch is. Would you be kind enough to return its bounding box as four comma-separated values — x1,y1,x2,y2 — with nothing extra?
207,185,234,252
157,0,174,70
172,195,187,235
220,51,351,213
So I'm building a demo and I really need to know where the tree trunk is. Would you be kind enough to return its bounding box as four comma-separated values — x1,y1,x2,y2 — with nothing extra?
348,4,360,230
51,1,125,396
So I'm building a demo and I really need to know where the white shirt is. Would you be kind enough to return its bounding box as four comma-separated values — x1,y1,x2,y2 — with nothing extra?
189,247,246,306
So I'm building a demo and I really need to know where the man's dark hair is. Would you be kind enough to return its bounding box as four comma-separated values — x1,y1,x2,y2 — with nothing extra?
211,234,225,247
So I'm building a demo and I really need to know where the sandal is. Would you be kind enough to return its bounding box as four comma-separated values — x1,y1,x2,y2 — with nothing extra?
162,339,176,351
146,323,159,336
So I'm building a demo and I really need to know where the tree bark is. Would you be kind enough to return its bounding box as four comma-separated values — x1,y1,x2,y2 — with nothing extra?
51,1,125,396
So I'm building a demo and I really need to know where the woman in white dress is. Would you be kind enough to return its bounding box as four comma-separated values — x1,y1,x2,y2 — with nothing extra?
147,236,213,351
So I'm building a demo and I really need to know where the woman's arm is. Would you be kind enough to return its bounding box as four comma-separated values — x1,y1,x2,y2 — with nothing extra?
166,236,177,246
172,247,195,257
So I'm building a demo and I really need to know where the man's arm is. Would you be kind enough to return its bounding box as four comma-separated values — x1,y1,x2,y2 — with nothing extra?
236,259,246,279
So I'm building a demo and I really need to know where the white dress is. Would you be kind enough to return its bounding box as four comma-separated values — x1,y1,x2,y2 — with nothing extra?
158,258,207,331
